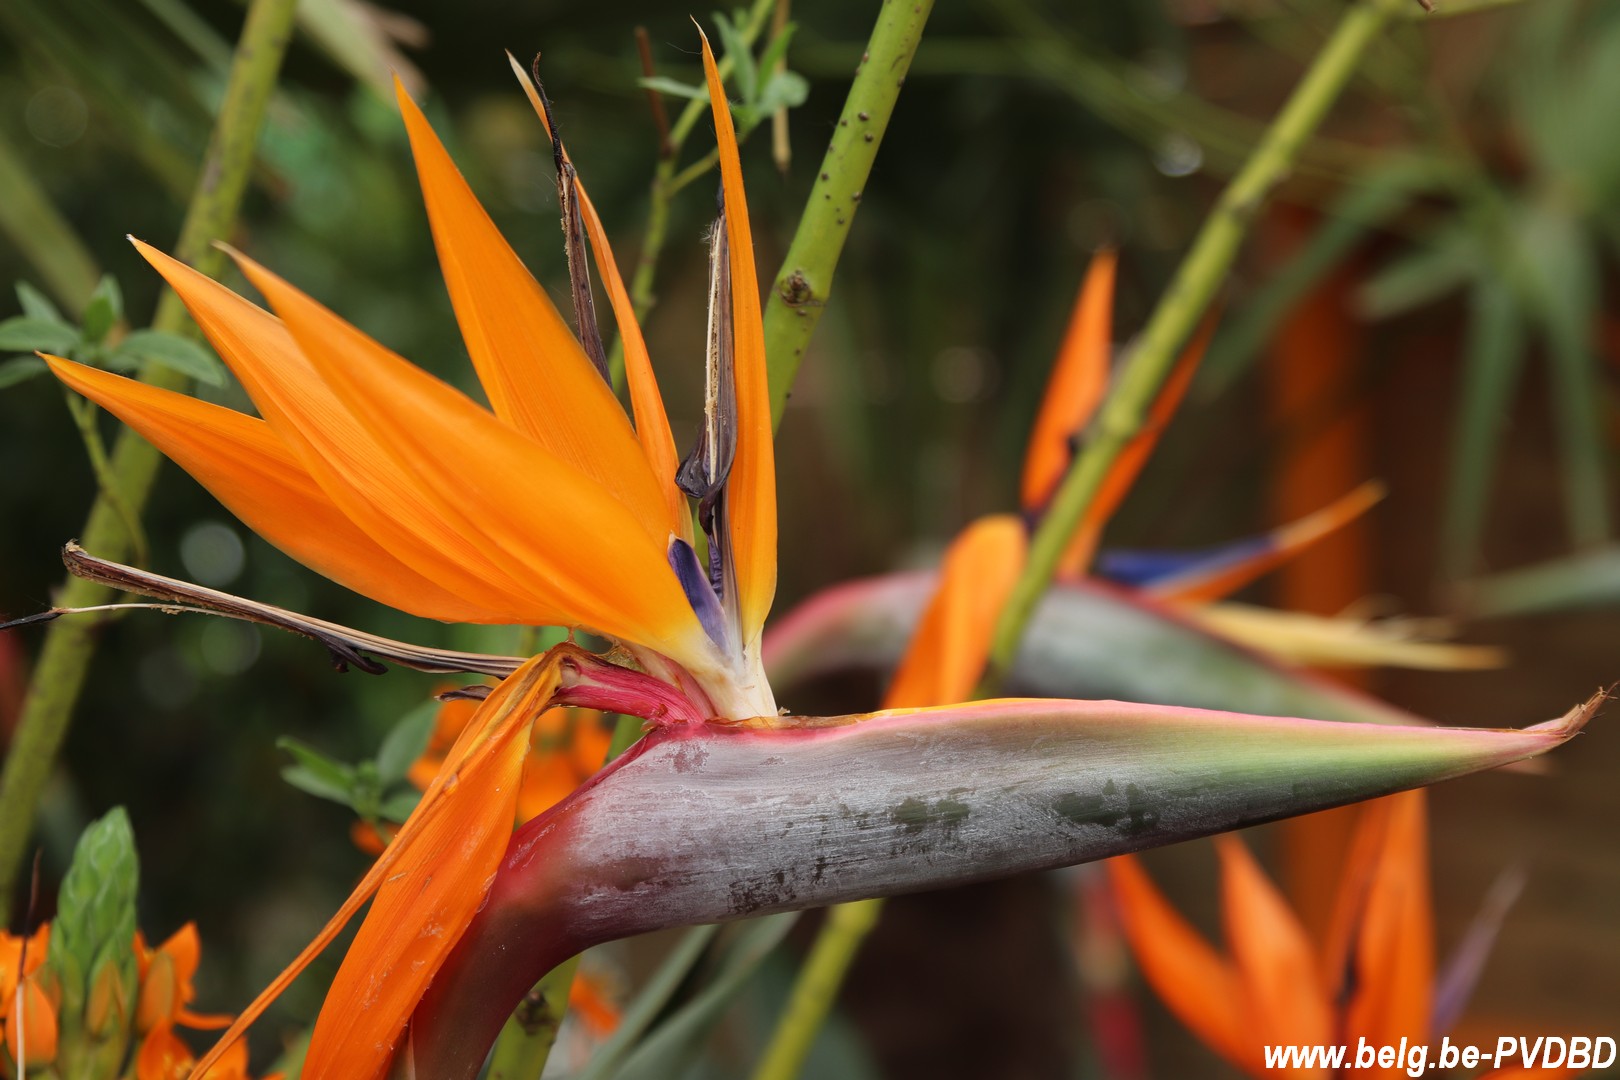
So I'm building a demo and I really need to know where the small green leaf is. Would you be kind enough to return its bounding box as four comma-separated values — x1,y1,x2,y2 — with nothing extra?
15,281,67,324
636,76,707,101
0,356,49,389
110,329,227,386
282,765,357,807
712,10,756,102
755,70,809,115
379,789,423,823
277,737,359,806
81,275,124,344
0,316,79,353
376,699,440,785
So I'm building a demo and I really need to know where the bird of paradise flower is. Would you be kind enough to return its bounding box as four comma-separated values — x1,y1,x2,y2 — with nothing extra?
18,31,1595,1080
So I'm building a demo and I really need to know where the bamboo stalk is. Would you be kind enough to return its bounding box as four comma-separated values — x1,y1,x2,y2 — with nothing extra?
763,0,935,424
978,0,1410,694
0,0,302,904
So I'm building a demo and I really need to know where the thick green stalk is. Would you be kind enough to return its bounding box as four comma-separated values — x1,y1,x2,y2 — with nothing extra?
763,0,934,424
0,0,300,904
754,1,1408,1072
978,0,1408,694
749,898,882,1080
747,5,937,1075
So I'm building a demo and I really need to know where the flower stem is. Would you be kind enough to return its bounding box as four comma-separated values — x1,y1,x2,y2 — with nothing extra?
749,898,882,1080
0,0,301,905
762,0,935,425
753,1,1407,1073
977,0,1410,696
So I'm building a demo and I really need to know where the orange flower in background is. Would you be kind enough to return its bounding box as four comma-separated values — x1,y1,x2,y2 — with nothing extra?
1107,792,1567,1080
407,696,613,825
134,923,233,1036
0,924,54,1071
135,1020,281,1080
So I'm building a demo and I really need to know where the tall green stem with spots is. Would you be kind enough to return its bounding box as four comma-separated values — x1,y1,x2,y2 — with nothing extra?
978,0,1411,695
763,0,935,424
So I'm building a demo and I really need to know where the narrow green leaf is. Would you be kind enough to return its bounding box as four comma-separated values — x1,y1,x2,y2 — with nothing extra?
1356,224,1477,320
15,281,67,324
110,328,227,386
1515,198,1611,547
81,274,124,344
376,699,440,785
576,925,723,1080
613,915,799,1080
1440,276,1527,581
637,76,708,101
0,356,49,389
281,766,357,807
0,316,79,353
277,737,358,805
1466,545,1620,617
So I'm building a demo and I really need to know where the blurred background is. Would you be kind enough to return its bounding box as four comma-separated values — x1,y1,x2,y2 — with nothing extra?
1,0,1616,1076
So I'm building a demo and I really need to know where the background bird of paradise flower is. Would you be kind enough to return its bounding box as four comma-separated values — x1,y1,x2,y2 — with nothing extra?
0,0,1616,1077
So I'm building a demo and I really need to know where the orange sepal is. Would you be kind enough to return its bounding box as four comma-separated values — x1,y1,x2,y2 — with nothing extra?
1341,790,1433,1071
1146,481,1386,606
507,53,686,542
1021,249,1116,513
0,923,49,1014
226,250,706,667
393,80,676,543
46,357,514,625
1106,855,1254,1073
1215,835,1334,1076
883,514,1027,709
128,241,543,620
1057,313,1217,577
700,29,777,645
3,973,57,1067
191,655,561,1080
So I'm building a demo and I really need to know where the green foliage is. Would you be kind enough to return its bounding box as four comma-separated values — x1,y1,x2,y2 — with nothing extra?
638,11,808,134
278,698,440,832
0,277,226,390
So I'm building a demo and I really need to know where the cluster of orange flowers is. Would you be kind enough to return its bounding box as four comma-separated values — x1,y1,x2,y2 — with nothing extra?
0,922,272,1080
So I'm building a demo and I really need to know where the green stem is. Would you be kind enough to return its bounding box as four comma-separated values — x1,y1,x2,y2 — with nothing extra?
763,0,935,424
62,394,149,569
749,898,883,1080
0,0,301,905
977,0,1407,695
485,955,583,1080
0,129,103,315
605,0,777,386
